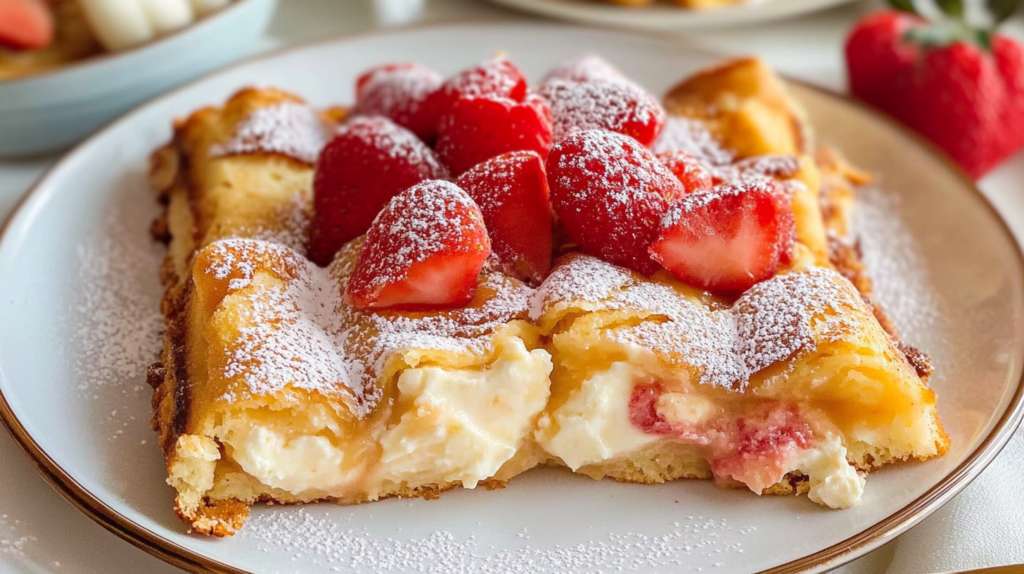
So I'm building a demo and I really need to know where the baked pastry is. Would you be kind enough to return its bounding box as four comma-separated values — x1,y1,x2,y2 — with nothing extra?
148,55,947,536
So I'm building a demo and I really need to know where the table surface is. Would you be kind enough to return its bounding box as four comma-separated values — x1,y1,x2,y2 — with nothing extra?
1,1,1022,573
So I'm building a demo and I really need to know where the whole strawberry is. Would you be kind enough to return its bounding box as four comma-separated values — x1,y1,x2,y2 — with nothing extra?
846,7,1024,178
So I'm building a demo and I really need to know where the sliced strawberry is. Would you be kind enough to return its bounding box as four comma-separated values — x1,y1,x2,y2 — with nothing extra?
543,54,627,84
456,151,553,283
420,56,529,142
657,150,713,193
344,180,491,310
352,63,442,142
648,183,796,294
0,0,54,50
435,91,553,176
541,79,665,146
546,129,684,275
309,116,448,266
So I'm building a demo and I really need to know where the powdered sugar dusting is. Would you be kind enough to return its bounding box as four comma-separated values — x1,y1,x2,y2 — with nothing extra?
543,54,627,84
532,255,859,390
733,267,859,374
349,180,480,294
340,116,447,175
242,507,754,573
202,234,531,414
353,64,441,121
210,102,331,165
541,79,664,142
652,116,733,165
74,211,164,394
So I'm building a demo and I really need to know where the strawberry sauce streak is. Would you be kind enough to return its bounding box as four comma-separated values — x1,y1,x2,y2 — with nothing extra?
628,382,815,491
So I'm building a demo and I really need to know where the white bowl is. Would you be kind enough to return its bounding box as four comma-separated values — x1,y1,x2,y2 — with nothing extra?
0,0,277,157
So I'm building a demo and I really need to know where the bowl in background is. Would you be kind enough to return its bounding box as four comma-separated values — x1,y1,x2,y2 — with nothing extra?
0,0,277,157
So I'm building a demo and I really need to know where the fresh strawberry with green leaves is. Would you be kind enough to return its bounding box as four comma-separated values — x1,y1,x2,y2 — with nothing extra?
352,63,442,142
0,0,53,50
657,150,714,192
456,151,553,284
309,116,448,266
435,91,553,176
845,1,1024,178
547,129,684,275
344,180,491,310
648,182,796,294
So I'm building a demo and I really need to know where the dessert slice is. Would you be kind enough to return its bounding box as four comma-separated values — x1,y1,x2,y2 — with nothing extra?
532,254,947,508
162,236,549,535
532,57,948,508
150,90,551,535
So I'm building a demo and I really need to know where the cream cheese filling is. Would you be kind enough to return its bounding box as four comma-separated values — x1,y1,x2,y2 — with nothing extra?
791,434,865,509
378,337,552,489
226,425,353,495
537,361,659,469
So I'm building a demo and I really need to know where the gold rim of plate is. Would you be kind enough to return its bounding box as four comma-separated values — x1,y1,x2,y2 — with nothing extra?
0,23,1022,574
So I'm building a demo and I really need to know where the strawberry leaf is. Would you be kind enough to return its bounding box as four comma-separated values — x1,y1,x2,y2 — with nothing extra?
988,0,1021,24
888,0,918,13
936,0,965,18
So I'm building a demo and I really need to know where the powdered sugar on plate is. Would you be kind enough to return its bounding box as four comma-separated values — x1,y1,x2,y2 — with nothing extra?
73,210,164,397
242,506,755,574
210,101,332,165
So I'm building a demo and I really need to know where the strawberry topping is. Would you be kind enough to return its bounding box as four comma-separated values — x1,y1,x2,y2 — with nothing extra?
344,180,491,310
648,182,796,294
309,116,448,266
421,56,529,141
0,0,53,50
657,150,714,192
547,129,684,275
352,63,442,142
456,151,553,284
542,54,627,84
541,79,666,146
435,91,553,176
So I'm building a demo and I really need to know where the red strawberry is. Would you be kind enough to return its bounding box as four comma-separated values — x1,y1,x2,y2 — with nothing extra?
0,0,53,50
421,56,529,142
456,151,553,283
435,91,553,176
543,54,627,84
846,11,1024,178
649,183,795,293
309,116,448,266
344,180,491,310
541,79,665,146
547,129,684,275
352,63,442,142
657,150,713,192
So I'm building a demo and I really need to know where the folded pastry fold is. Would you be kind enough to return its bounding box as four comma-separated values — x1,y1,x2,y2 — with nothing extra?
532,254,948,508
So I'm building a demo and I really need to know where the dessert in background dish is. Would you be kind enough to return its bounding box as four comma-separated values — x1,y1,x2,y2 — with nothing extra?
0,0,231,80
146,54,948,536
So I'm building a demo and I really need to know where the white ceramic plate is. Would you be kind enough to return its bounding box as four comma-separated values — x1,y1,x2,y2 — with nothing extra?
484,0,857,31
1,24,1022,574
